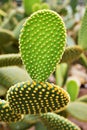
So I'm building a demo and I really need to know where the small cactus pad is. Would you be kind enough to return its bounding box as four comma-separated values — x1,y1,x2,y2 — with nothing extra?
0,99,21,122
60,46,83,63
40,113,80,130
7,81,70,114
19,10,66,82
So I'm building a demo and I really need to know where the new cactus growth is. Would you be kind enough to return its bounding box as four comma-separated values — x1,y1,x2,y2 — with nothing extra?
19,10,66,82
40,113,80,130
7,81,70,114
0,99,21,122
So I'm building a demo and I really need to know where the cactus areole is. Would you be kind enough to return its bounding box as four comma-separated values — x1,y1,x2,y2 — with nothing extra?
19,10,66,82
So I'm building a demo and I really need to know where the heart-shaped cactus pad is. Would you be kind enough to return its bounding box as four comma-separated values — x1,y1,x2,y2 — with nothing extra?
19,9,66,82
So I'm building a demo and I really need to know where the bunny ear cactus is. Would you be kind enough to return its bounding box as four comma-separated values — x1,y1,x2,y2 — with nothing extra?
40,113,80,130
0,99,21,122
78,6,87,50
7,81,70,114
19,9,66,82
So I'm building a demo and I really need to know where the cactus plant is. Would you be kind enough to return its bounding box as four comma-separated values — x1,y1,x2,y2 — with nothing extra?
7,81,70,114
19,9,66,82
40,112,80,130
0,99,21,122
0,9,82,130
66,79,80,101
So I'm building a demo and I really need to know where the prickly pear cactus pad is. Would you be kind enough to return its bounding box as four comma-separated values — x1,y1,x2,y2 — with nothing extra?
19,10,66,82
0,99,21,122
40,113,80,130
7,81,70,114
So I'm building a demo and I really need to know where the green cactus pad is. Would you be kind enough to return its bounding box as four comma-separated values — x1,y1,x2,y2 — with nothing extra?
0,99,21,122
78,7,87,50
19,10,66,82
66,79,80,101
7,81,70,114
40,113,80,130
60,46,83,63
